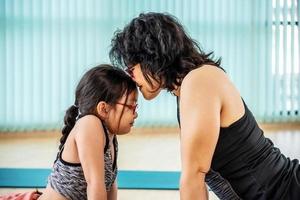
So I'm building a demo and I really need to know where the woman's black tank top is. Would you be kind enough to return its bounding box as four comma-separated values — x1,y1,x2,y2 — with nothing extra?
177,97,300,199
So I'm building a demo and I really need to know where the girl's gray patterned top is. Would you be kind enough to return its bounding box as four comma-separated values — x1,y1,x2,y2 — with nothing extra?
47,123,118,200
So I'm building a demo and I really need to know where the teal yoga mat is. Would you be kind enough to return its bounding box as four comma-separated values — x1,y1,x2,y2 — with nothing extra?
0,168,180,190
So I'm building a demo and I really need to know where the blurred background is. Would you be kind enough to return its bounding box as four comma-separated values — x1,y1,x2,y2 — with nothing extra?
0,0,299,199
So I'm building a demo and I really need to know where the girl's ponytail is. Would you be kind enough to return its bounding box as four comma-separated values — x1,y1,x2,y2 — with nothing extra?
59,105,79,151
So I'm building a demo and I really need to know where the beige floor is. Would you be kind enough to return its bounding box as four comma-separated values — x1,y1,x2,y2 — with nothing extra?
0,125,300,200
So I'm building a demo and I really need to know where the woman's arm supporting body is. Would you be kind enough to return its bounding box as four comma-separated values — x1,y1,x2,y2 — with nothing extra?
179,66,226,200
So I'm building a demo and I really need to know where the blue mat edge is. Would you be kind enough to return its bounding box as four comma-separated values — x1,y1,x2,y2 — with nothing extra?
0,168,180,190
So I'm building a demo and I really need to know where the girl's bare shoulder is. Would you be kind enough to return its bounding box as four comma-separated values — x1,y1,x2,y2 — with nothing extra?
74,115,104,135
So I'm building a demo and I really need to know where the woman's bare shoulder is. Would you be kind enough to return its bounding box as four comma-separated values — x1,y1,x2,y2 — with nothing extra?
189,65,226,79
181,65,228,93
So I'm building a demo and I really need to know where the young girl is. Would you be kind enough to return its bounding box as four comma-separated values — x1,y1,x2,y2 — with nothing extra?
39,64,138,200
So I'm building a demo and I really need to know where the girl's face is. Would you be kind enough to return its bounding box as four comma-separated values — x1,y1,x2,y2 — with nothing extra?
106,90,138,134
126,63,162,100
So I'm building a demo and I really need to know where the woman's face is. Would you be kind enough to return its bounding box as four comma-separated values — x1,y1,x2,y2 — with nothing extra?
106,90,138,134
126,63,162,100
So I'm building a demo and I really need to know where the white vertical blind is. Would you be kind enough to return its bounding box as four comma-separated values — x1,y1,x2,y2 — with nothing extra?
272,0,300,122
0,0,299,131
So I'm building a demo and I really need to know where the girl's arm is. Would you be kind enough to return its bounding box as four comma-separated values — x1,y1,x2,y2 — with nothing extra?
107,180,117,200
179,66,222,200
75,115,107,200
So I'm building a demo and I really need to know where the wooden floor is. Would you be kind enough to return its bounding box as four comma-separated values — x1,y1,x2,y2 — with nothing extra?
0,125,300,200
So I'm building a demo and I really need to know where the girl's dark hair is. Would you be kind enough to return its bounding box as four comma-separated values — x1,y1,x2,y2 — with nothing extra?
110,12,221,92
59,64,137,150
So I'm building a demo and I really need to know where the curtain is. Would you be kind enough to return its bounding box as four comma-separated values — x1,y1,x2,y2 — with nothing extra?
0,0,298,131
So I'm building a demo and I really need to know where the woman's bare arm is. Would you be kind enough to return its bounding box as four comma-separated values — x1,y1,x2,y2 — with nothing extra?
179,66,223,200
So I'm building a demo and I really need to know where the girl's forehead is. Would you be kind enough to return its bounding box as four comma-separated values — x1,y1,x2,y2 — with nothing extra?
119,90,138,102
128,90,138,101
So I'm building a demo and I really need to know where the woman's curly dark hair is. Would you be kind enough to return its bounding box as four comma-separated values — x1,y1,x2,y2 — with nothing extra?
110,12,221,92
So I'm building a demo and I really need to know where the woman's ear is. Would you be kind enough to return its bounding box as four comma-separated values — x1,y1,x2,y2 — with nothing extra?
96,101,110,119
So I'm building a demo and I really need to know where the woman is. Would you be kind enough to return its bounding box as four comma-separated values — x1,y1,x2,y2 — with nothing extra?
110,12,300,200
